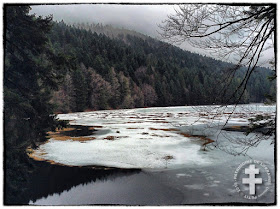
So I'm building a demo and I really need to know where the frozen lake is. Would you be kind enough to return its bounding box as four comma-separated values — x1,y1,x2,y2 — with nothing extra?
29,104,275,205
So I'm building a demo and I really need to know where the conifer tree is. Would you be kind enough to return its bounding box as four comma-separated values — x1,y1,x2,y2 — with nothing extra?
4,5,67,204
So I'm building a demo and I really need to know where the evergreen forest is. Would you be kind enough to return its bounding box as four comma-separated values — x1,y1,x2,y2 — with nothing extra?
49,21,275,113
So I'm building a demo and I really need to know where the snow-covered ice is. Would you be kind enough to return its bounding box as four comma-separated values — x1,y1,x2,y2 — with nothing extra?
32,104,275,169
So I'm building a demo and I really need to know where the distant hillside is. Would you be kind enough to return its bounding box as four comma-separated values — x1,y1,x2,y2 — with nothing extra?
49,21,275,113
74,22,148,42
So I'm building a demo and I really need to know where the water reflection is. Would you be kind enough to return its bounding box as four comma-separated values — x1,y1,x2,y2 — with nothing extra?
30,171,184,205
23,160,140,204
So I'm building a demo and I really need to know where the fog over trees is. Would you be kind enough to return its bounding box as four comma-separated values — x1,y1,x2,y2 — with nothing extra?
31,4,274,65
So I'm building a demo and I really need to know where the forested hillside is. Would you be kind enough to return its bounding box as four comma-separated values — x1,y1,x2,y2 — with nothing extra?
49,21,275,113
75,22,148,40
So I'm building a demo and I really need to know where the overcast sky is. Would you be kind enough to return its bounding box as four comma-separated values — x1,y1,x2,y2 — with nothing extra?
30,4,273,67
31,4,177,38
31,4,207,54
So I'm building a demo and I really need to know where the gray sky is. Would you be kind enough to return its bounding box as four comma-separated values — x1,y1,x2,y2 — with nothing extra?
31,4,176,39
31,4,209,56
30,4,273,67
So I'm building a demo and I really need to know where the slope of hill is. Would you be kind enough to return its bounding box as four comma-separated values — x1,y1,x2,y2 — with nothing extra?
49,21,275,113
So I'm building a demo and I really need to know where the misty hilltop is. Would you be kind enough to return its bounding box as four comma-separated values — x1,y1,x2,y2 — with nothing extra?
30,4,174,39
74,22,149,41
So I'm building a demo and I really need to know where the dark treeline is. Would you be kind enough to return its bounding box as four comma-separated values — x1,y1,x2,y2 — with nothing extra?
4,6,68,204
49,21,275,113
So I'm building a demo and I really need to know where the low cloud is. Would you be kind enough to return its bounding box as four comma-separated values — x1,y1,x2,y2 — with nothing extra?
31,4,177,38
31,4,273,67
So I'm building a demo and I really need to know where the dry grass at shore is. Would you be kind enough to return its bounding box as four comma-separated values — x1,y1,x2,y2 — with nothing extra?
47,127,96,142
149,127,180,132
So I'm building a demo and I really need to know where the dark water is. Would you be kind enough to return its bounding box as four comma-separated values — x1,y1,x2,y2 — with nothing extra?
18,160,183,205
6,158,275,205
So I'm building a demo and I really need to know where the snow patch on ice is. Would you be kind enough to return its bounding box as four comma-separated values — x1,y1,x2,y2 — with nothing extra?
176,173,192,178
184,184,205,190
